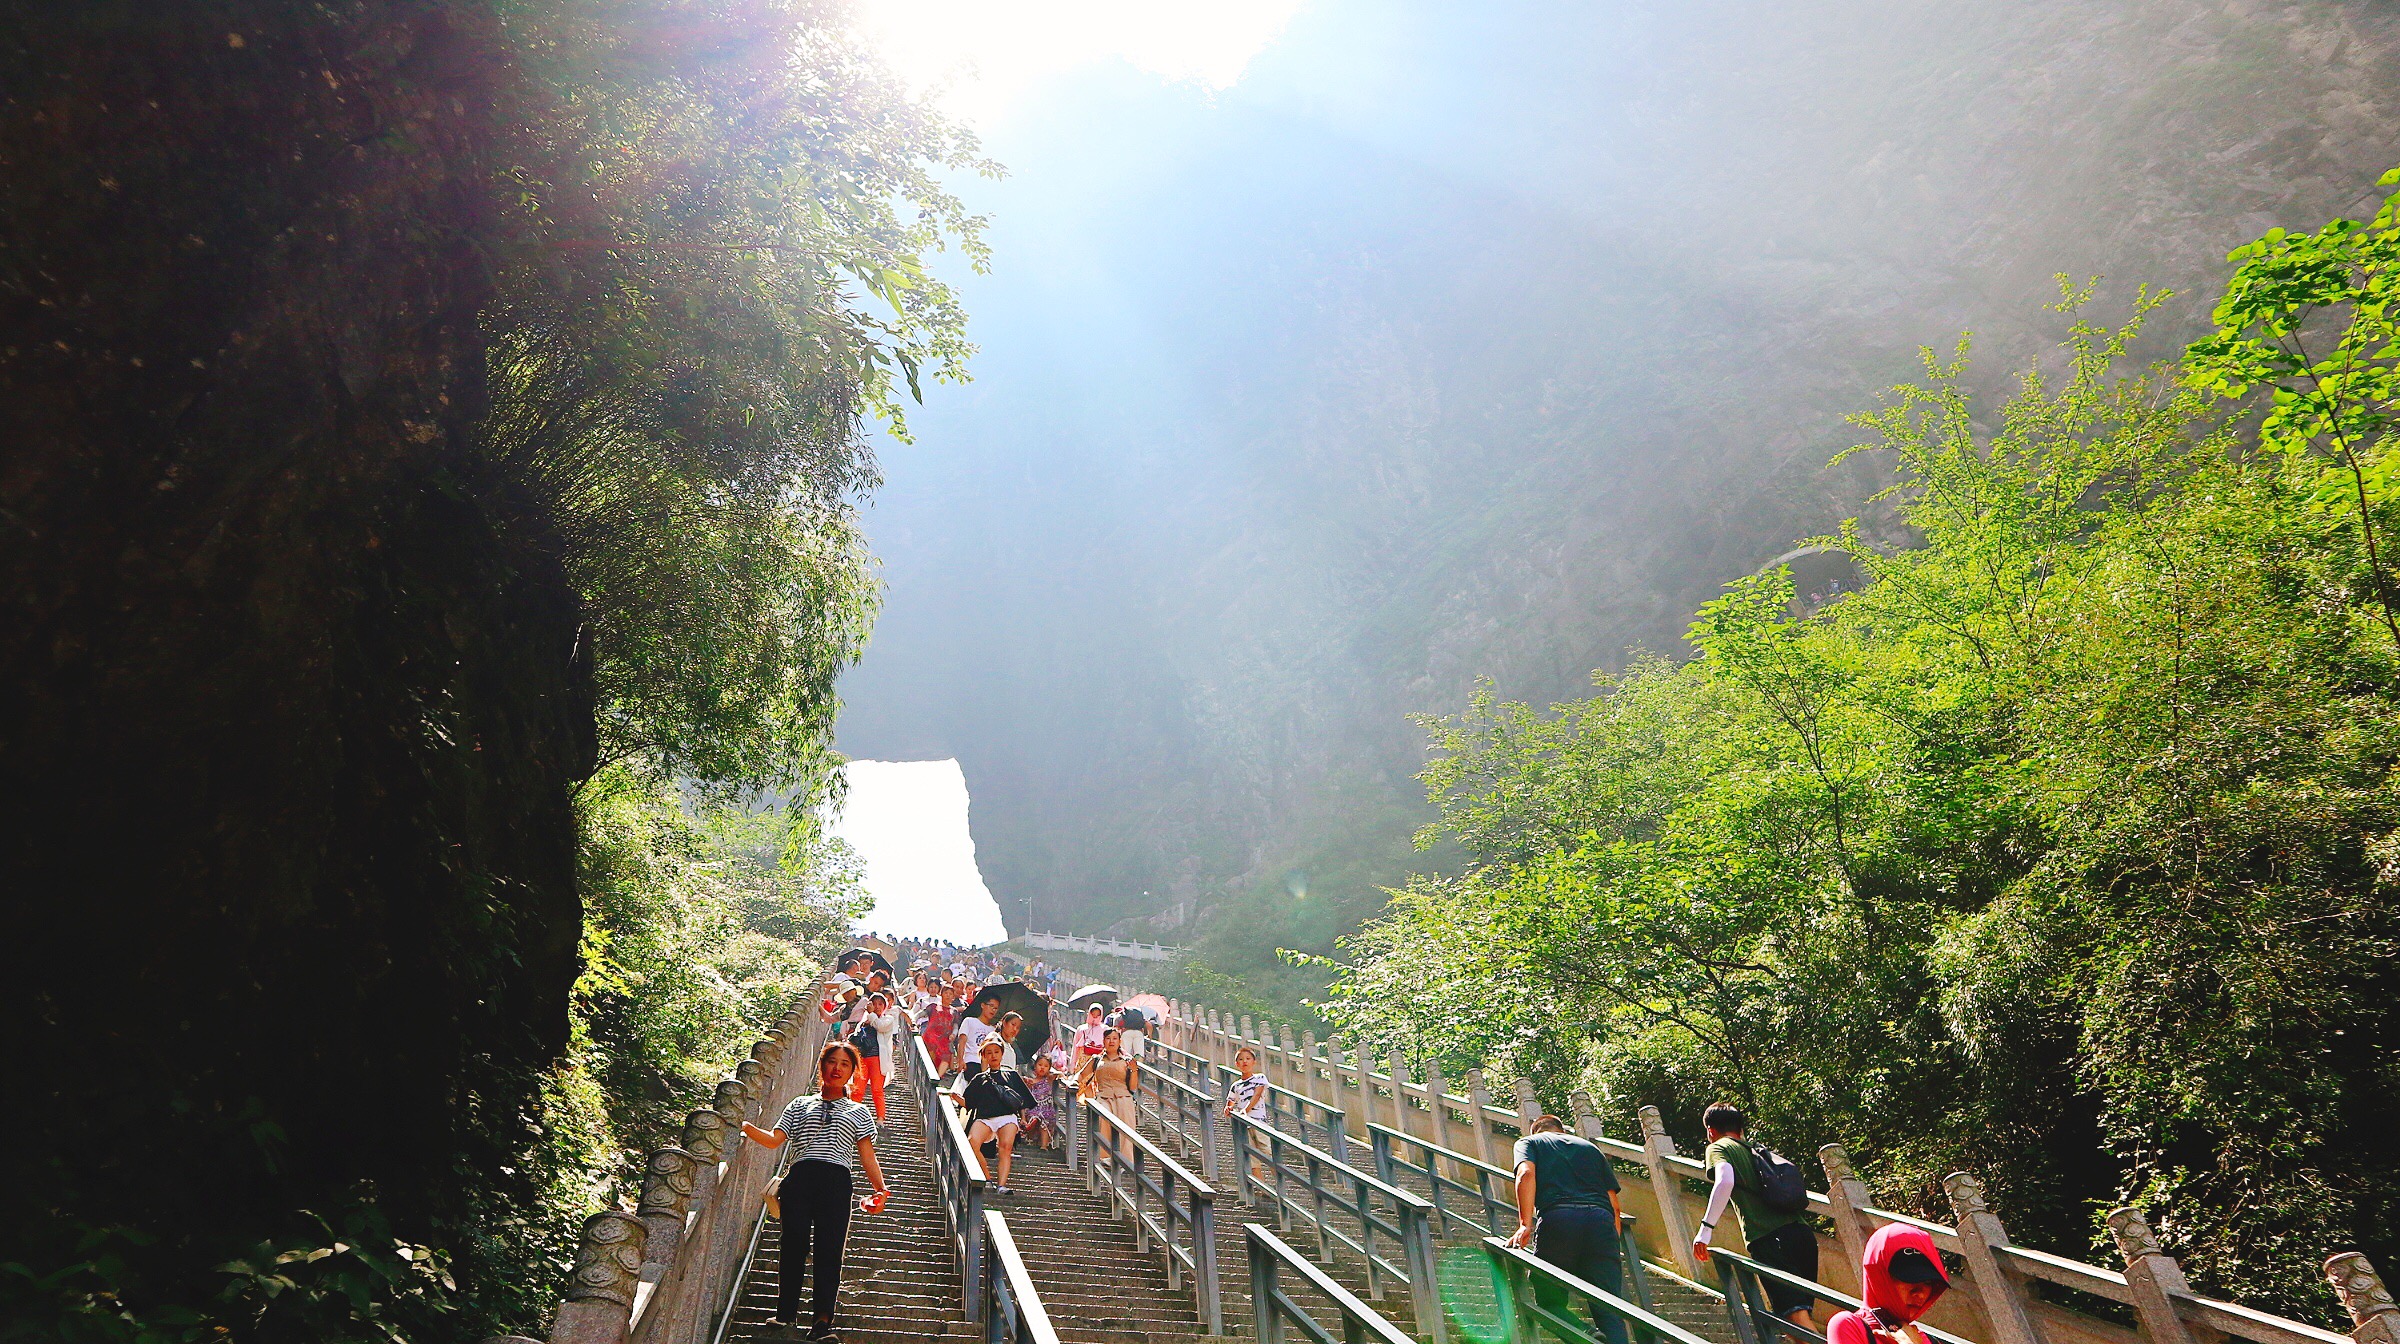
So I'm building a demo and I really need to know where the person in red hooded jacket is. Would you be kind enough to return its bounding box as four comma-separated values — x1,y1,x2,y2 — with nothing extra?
1827,1223,1952,1344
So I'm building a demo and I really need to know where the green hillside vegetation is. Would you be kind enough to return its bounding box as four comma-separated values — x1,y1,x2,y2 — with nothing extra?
1321,180,2400,1323
0,0,983,1337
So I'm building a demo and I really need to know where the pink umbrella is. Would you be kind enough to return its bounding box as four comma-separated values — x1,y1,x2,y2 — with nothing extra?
1124,992,1172,1028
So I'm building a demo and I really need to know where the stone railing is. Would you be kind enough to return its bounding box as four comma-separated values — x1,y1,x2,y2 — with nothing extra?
484,983,833,1344
1045,967,2400,1344
1020,930,1184,962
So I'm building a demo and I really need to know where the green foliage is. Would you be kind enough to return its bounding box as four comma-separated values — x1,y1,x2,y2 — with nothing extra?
2190,166,2400,643
1,0,954,1338
569,767,867,1165
482,0,993,804
1324,178,2400,1322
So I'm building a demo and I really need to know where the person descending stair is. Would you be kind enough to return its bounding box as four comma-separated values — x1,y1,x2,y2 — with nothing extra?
1073,1027,1139,1161
742,1041,891,1341
950,1036,1037,1196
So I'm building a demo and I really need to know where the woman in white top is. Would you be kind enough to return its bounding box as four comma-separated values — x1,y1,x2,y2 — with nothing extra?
850,991,900,1115
1223,1044,1273,1186
741,1042,889,1339
1072,1003,1109,1058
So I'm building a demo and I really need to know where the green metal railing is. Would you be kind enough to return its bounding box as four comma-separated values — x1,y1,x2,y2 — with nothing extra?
1232,1110,1443,1343
1248,1223,1422,1344
1483,1237,1719,1344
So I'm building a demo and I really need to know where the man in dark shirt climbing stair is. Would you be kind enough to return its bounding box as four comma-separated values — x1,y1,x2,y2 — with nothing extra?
1511,1113,1631,1344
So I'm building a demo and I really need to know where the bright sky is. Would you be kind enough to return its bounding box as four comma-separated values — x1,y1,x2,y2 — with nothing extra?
832,758,1010,946
853,0,1304,123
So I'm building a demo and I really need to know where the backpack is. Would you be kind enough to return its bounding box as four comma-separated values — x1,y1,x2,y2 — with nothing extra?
1745,1141,1810,1214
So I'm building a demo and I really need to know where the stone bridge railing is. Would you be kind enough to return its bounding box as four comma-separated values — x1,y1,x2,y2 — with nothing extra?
1043,968,2400,1344
482,981,833,1344
1022,930,1184,962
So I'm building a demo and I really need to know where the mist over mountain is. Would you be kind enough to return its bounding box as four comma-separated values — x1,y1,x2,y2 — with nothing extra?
833,0,2400,982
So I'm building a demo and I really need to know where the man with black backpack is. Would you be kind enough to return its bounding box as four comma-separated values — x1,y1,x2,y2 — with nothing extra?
1692,1103,1819,1333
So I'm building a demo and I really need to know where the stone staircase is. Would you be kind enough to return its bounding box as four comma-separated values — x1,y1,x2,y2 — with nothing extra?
718,1067,1733,1344
723,1068,973,1344
980,1135,1221,1344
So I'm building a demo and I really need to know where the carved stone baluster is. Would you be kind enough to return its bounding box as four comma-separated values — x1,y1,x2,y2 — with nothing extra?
2109,1207,2199,1344
549,1211,646,1344
1334,1036,1361,1106
1638,1105,1700,1278
1388,1051,1416,1142
1568,1090,1603,1143
1468,1070,1502,1168
1510,1076,1541,1130
635,1147,700,1276
734,1059,770,1121
2328,1253,2400,1344
1945,1173,2045,1344
1817,1144,1874,1294
1424,1060,1455,1178
1301,1031,1322,1103
694,1079,756,1336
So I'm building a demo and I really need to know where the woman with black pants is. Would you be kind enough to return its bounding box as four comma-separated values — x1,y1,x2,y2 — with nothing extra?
743,1041,890,1340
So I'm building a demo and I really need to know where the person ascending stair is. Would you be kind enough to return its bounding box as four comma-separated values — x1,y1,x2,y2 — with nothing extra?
742,1041,890,1341
950,1036,1038,1196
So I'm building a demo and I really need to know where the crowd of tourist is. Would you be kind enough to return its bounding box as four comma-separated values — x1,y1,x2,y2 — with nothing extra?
747,936,1919,1344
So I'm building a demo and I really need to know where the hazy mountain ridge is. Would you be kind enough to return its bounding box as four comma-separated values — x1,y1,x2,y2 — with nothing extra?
834,0,2400,984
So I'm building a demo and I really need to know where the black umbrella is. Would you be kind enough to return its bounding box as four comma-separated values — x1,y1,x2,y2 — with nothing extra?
963,981,1052,1070
1064,983,1119,1010
838,947,896,981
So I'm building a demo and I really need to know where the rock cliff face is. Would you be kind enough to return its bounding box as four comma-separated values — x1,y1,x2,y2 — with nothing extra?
0,0,592,1240
835,0,2400,968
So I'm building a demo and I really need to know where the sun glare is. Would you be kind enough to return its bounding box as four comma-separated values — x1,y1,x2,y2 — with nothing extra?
853,0,1304,122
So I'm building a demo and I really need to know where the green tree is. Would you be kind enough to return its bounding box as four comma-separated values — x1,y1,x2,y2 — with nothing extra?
1323,173,2400,1321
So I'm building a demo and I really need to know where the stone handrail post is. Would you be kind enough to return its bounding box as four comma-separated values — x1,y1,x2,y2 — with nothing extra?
2328,1254,2399,1344
1469,1070,1503,1167
634,1147,700,1275
1389,1051,1416,1142
732,1059,769,1117
1301,1031,1321,1100
1510,1076,1541,1130
635,1109,729,1344
1816,1144,1875,1288
2109,1207,2199,1344
1424,1060,1454,1177
550,1211,647,1344
1336,1037,1363,1112
1946,1173,2045,1344
1569,1090,1602,1144
673,1076,755,1344
1638,1105,1701,1278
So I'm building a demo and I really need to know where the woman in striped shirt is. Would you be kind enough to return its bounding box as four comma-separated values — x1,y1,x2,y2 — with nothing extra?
742,1042,890,1340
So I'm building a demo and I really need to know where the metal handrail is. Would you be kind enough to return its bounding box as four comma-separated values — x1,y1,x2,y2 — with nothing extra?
1146,1036,1215,1083
1075,1088,1226,1335
1247,1223,1419,1344
1367,1123,1662,1314
1367,1120,1514,1239
1703,1246,1978,1344
1219,1062,1351,1161
1484,1237,1716,1344
983,1210,1062,1344
909,1026,992,1321
1232,1112,1443,1343
1139,1066,1222,1182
